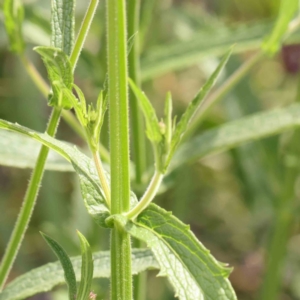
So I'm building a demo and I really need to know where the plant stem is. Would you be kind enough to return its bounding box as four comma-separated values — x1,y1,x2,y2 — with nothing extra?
0,108,61,289
126,171,163,220
127,2,147,298
186,51,263,138
93,151,111,207
0,1,102,289
69,0,99,71
107,0,132,299
127,0,146,186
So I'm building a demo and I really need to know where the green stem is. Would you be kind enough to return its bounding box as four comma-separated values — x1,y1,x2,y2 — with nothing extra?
107,0,132,299
69,0,99,71
0,108,61,289
126,171,163,220
186,51,263,138
0,1,102,289
127,2,147,298
93,151,111,207
127,0,146,186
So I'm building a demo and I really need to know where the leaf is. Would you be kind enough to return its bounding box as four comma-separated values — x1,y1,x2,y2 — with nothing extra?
34,46,74,109
112,204,236,300
165,50,231,169
0,249,158,300
0,119,138,227
140,20,300,81
41,232,77,300
0,130,73,171
262,0,299,55
51,0,75,56
76,231,94,300
128,78,162,142
171,103,300,171
3,0,25,54
0,119,109,227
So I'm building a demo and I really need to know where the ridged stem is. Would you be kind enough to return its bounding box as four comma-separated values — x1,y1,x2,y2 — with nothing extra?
106,0,132,299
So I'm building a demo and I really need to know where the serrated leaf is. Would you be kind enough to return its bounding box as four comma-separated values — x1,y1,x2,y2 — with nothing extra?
128,78,162,143
0,249,158,300
171,103,300,171
0,130,73,171
165,50,231,169
41,232,77,300
34,46,74,109
113,204,236,300
76,231,93,300
3,0,25,54
51,0,75,56
262,0,299,55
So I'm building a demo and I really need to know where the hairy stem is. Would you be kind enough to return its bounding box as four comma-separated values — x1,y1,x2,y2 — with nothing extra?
107,0,132,299
0,108,61,289
0,1,102,289
126,171,163,220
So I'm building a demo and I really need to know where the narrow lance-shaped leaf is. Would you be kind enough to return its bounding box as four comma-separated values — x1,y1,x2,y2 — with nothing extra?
112,204,237,300
0,249,158,300
76,231,94,300
165,49,231,169
40,232,77,300
128,78,162,143
51,0,75,56
3,0,25,54
262,0,299,55
171,103,300,171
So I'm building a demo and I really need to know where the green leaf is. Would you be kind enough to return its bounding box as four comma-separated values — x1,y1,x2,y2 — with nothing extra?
0,249,158,300
34,46,74,109
140,20,300,81
3,0,25,54
0,119,138,227
171,103,300,171
0,119,109,227
51,0,75,56
262,0,299,55
40,232,77,300
165,50,231,169
0,130,73,171
128,78,162,143
76,231,94,300
112,204,236,300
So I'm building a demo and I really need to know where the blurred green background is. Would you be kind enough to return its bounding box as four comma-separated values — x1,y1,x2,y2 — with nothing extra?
1,0,300,299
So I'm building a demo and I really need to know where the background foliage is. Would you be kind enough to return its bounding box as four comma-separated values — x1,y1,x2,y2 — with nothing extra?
1,0,300,299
